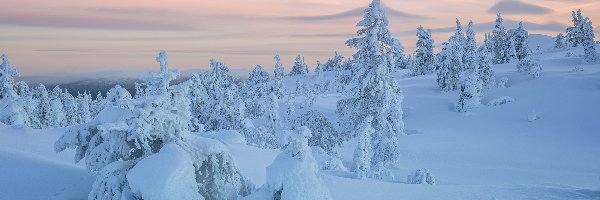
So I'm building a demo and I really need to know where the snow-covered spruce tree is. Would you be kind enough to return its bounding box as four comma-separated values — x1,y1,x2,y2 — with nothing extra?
321,52,345,71
31,84,50,128
581,14,598,62
412,26,435,76
338,0,405,179
263,92,282,148
105,85,133,110
315,60,323,79
517,55,542,79
296,110,342,155
243,65,271,119
56,52,253,200
199,59,245,131
244,127,333,200
0,55,28,126
47,86,67,128
436,19,465,92
289,55,309,76
510,22,530,62
76,92,93,124
391,38,408,71
555,33,566,49
491,13,512,64
273,54,285,79
456,60,483,112
354,116,374,179
567,10,584,47
285,95,296,129
478,34,496,88
60,89,78,126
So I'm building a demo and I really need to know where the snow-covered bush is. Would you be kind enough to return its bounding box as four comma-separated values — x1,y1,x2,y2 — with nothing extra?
527,110,540,122
407,169,436,185
571,66,584,72
517,56,542,79
487,96,515,106
312,146,347,171
497,77,509,88
243,127,332,200
296,110,342,154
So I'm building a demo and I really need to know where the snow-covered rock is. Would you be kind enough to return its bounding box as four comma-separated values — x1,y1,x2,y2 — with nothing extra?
127,143,202,200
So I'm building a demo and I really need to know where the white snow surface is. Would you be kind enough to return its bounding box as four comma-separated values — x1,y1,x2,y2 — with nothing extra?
1,45,600,199
127,143,202,200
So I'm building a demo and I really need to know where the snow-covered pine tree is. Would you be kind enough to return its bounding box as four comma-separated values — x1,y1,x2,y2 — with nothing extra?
76,92,92,124
200,59,245,131
581,15,598,62
492,13,512,64
47,86,66,127
105,85,133,110
567,10,584,47
315,60,323,79
510,22,530,61
412,26,435,76
555,33,566,49
456,60,483,112
0,54,18,100
285,95,295,128
0,55,28,126
289,55,309,76
517,55,542,79
321,52,344,71
354,116,374,179
338,0,405,179
436,19,465,92
273,54,285,79
243,65,271,119
60,89,78,126
391,38,407,71
478,34,496,88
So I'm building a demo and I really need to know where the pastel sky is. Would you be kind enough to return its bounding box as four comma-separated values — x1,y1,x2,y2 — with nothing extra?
1,0,599,76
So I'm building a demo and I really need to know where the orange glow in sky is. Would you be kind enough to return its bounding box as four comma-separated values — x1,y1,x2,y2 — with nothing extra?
1,0,599,75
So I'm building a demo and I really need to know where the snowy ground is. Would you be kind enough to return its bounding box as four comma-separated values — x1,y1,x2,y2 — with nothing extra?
1,46,600,199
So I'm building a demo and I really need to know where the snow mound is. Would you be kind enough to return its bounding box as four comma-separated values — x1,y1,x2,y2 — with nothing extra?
96,106,133,124
127,143,202,200
196,130,247,145
487,96,515,106
407,168,436,185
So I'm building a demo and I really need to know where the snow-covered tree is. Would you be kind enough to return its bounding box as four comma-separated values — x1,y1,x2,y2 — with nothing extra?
456,63,483,112
0,54,18,100
60,89,78,126
581,16,597,62
555,33,566,49
244,65,271,119
517,56,542,79
491,13,512,64
354,116,373,179
510,22,530,61
296,110,342,155
285,95,296,128
47,86,66,127
105,85,133,110
436,19,465,92
321,52,345,71
273,54,285,79
391,38,408,71
412,26,435,76
76,92,93,124
289,55,309,76
478,35,496,88
338,0,405,179
567,10,584,47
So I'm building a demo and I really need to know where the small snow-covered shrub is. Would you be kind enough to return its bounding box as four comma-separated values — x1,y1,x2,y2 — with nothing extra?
311,146,347,171
528,110,540,122
487,96,515,106
297,110,343,154
407,169,436,185
565,52,575,57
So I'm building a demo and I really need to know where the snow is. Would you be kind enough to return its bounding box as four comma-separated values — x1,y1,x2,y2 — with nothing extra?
127,143,202,200
1,43,600,199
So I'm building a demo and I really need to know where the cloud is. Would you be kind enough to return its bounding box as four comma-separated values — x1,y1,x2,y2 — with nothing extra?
283,4,427,22
0,11,193,31
488,0,553,15
83,7,172,15
399,19,566,36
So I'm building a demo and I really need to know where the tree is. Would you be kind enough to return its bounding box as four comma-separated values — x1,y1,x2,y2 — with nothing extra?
338,0,405,179
491,13,512,64
321,52,345,71
273,54,285,79
0,55,28,126
510,22,530,61
412,26,435,76
566,9,597,62
555,33,566,49
0,54,18,100
456,62,483,112
289,55,309,76
244,65,271,119
478,34,496,88
436,19,465,92
354,116,373,179
47,86,66,127
517,56,542,79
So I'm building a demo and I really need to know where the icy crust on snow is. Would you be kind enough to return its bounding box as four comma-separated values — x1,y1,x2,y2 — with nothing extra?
127,143,203,200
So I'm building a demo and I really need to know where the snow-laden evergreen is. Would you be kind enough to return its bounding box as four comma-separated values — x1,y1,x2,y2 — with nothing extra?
555,33,566,49
491,14,513,64
273,54,285,79
354,115,373,179
510,22,530,61
478,34,496,88
0,54,28,126
321,52,345,72
456,21,484,112
436,19,465,92
296,110,342,155
289,55,309,76
339,0,405,180
412,26,435,76
567,10,598,62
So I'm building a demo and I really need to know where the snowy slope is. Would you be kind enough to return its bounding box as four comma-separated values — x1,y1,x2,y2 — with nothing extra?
0,46,599,199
